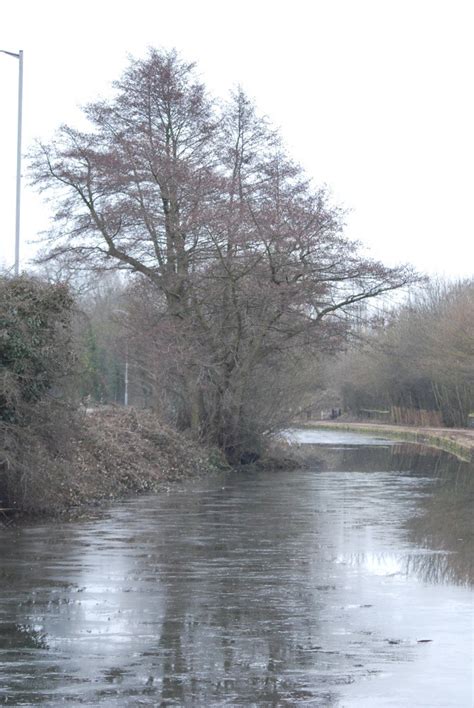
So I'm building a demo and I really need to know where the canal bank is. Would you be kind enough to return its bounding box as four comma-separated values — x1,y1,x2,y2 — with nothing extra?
298,420,474,463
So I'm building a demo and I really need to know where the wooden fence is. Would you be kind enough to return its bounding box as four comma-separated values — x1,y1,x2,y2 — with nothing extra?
389,406,443,427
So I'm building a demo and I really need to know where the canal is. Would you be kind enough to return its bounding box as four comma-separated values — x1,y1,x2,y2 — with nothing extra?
0,429,472,706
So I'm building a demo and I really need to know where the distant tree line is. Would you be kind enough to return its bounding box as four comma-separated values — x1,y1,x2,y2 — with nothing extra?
335,279,473,427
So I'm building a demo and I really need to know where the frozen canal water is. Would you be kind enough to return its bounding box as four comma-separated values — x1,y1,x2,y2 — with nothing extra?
0,429,472,706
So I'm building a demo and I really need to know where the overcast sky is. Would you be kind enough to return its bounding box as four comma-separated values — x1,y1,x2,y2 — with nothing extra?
1,0,473,279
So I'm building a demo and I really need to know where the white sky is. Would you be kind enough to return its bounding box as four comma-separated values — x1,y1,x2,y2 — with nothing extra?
1,0,473,279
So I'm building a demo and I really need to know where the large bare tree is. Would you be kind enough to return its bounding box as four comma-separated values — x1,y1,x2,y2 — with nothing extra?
31,48,417,462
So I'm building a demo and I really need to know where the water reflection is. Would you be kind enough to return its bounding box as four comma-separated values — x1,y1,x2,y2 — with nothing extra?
403,449,474,586
309,440,473,586
0,431,472,706
0,623,48,650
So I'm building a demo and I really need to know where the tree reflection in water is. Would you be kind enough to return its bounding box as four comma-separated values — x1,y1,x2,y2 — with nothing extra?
315,441,473,586
0,622,48,650
402,447,473,586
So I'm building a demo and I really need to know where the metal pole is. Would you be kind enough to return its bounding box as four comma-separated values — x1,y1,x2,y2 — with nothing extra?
0,49,23,275
113,308,130,406
15,50,23,276
124,343,129,406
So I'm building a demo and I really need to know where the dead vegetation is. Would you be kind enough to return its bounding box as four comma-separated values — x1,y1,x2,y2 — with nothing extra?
2,406,227,517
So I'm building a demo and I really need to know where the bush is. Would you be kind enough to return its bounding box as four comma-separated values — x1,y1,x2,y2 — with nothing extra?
0,275,76,508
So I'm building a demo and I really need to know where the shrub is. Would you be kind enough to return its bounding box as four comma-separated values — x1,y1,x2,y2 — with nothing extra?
0,275,76,508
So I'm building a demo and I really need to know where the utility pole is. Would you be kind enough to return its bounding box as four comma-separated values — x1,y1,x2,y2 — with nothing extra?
1,49,23,275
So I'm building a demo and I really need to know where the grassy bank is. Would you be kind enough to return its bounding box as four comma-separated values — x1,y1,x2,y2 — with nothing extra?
298,420,474,464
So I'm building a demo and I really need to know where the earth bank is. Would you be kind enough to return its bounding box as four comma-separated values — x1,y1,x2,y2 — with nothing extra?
1,406,227,519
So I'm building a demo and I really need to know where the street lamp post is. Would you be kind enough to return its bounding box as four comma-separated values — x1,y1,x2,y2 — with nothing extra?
1,49,23,276
114,308,129,406
124,341,129,407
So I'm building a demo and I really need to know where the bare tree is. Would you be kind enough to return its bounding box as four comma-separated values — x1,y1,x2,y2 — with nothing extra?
30,48,417,462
